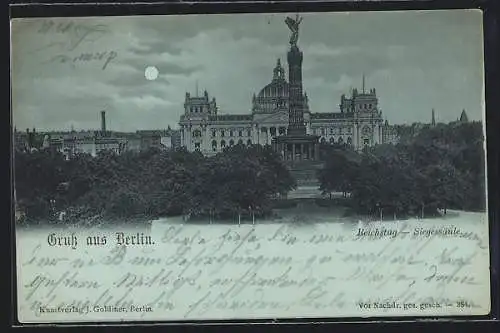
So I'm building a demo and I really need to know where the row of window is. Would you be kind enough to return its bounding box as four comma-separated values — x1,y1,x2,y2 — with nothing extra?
342,103,374,112
214,139,251,149
319,137,370,146
189,106,205,113
210,129,252,138
320,137,352,145
193,136,373,152
196,126,368,138
193,139,253,152
207,127,289,138
314,127,353,136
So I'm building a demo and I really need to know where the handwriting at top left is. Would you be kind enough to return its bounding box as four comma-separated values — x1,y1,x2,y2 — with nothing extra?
35,20,110,53
46,50,118,70
38,20,74,34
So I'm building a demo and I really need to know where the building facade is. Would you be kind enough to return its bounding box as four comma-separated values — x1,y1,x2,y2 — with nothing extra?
179,58,395,155
14,111,178,160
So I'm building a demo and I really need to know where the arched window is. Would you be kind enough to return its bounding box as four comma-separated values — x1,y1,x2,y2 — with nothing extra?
193,130,201,137
320,137,326,144
329,128,334,134
211,130,216,137
261,127,267,133
270,127,277,136
247,129,251,137
229,139,234,146
221,130,225,137
238,139,243,145
238,130,243,137
338,137,344,144
347,137,352,145
221,140,226,148
230,130,234,137
247,139,252,146
212,140,217,151
329,137,335,144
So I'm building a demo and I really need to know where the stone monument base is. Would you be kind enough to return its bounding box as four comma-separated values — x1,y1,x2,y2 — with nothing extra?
272,134,320,162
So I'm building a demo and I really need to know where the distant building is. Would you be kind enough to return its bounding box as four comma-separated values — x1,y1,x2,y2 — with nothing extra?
136,129,174,151
24,111,174,159
122,133,142,152
13,128,42,152
459,109,469,123
95,136,125,155
381,120,399,145
171,130,182,149
13,128,29,152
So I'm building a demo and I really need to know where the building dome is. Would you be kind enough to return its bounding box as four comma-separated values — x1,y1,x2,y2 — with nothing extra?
252,59,289,114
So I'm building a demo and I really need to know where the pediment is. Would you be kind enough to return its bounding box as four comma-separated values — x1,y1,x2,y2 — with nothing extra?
254,111,289,124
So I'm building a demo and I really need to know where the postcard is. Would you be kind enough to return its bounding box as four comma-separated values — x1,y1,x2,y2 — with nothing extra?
11,9,490,323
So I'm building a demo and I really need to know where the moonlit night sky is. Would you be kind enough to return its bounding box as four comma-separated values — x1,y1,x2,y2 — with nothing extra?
11,10,484,132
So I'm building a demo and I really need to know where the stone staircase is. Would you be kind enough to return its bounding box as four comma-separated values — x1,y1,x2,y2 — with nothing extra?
287,185,324,199
286,160,324,187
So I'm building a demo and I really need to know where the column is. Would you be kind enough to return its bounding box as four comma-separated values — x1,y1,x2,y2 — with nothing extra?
292,144,296,161
353,121,359,151
371,124,376,146
186,126,192,151
253,124,259,145
203,126,209,152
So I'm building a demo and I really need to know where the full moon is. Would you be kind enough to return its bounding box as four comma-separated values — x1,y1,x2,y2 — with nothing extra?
144,66,159,80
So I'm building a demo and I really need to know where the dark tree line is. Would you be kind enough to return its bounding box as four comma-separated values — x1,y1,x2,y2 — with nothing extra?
14,121,486,224
318,121,486,218
14,144,296,224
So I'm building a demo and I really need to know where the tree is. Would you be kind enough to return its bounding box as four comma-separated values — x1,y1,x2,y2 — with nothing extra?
318,147,359,198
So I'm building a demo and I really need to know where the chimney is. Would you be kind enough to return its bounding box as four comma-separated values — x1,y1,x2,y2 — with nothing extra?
101,110,106,133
